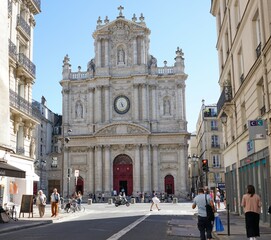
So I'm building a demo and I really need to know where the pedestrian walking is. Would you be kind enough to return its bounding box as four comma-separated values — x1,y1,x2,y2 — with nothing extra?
36,190,46,217
150,191,161,211
241,185,261,240
216,188,221,209
50,188,60,217
192,187,215,240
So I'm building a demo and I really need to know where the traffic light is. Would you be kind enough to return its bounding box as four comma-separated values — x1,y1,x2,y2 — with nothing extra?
202,159,209,172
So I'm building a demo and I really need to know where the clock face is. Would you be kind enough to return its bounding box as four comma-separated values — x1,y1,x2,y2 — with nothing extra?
114,95,130,114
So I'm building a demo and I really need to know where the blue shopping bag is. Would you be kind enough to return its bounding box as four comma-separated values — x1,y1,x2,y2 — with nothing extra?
215,215,224,232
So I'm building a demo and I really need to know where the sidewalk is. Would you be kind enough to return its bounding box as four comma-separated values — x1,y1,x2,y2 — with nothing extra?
0,205,70,234
213,209,271,240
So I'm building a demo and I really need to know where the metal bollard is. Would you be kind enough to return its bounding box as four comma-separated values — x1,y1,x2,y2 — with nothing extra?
173,198,178,204
108,198,113,204
227,203,230,236
131,198,136,204
88,199,92,205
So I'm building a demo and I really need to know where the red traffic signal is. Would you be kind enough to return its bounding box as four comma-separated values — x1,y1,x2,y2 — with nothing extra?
202,159,209,172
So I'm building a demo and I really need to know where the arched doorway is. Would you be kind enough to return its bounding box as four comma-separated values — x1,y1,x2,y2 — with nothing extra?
113,154,133,196
76,176,84,195
164,175,174,195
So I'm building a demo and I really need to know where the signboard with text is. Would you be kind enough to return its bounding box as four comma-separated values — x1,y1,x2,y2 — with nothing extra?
248,119,266,140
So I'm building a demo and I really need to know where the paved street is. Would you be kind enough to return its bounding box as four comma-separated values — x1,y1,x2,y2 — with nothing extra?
0,202,271,240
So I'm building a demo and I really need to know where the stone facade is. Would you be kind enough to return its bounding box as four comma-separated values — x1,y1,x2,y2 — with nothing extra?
211,0,271,222
60,7,189,198
0,0,41,205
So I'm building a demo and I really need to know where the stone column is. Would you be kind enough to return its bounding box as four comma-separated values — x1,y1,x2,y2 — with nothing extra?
105,39,109,66
142,144,150,192
104,145,111,193
88,146,94,193
62,88,70,124
95,145,102,192
151,85,157,121
133,38,137,64
142,84,148,121
88,87,94,124
97,39,101,67
104,85,110,123
133,144,141,193
177,83,184,120
141,37,145,64
133,84,139,121
179,145,186,192
152,145,159,192
95,86,102,123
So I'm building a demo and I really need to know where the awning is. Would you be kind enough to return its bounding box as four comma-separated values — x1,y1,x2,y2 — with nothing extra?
26,172,40,181
0,162,26,178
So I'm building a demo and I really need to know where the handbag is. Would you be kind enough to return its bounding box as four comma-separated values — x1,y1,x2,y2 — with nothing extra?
215,215,224,232
205,194,215,221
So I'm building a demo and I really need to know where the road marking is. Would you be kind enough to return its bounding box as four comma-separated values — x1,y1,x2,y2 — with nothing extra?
106,213,151,240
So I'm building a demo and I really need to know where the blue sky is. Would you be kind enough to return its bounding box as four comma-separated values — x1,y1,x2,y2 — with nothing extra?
33,0,219,133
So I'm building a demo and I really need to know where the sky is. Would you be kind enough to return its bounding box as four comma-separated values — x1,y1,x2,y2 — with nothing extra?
33,0,219,133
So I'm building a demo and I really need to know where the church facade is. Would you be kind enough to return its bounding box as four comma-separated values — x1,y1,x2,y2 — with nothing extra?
60,7,189,198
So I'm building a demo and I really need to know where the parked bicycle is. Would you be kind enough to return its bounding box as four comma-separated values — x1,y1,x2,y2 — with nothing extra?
61,198,85,213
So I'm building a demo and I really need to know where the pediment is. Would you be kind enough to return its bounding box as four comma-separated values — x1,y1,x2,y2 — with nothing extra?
93,18,150,38
94,122,150,137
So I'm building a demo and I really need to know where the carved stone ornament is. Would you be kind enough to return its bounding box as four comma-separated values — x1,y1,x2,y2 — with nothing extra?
94,123,150,137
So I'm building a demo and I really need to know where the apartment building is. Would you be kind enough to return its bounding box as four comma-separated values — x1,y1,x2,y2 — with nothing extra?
0,0,41,205
32,96,62,198
195,100,224,191
211,0,271,223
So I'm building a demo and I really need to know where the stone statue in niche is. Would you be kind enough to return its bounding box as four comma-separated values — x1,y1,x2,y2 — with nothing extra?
118,48,125,63
30,137,36,158
164,99,171,115
76,102,83,119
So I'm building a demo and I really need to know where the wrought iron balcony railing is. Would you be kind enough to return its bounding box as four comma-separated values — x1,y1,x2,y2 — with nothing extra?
217,86,232,115
25,0,41,14
17,14,31,38
8,0,12,15
9,39,17,61
256,42,261,58
18,53,36,77
9,90,41,119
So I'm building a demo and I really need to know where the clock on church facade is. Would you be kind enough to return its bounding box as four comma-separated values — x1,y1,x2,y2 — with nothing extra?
60,6,189,199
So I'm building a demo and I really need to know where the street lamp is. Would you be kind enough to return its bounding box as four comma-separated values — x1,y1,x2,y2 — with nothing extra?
62,128,72,197
188,154,199,196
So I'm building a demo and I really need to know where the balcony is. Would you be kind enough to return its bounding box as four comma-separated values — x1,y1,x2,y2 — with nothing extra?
217,86,232,115
8,0,12,16
17,15,31,40
16,147,25,155
9,90,41,120
256,42,261,58
9,39,17,62
17,53,36,79
211,144,220,148
240,73,244,84
260,105,266,116
25,0,41,15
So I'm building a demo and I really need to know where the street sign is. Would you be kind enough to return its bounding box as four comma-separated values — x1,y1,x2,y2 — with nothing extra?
248,119,266,140
74,169,79,177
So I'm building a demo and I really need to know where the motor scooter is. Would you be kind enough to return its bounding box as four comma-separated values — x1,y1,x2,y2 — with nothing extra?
115,197,130,207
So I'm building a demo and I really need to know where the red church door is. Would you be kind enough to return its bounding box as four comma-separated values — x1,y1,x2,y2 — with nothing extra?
113,154,133,196
164,175,174,194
